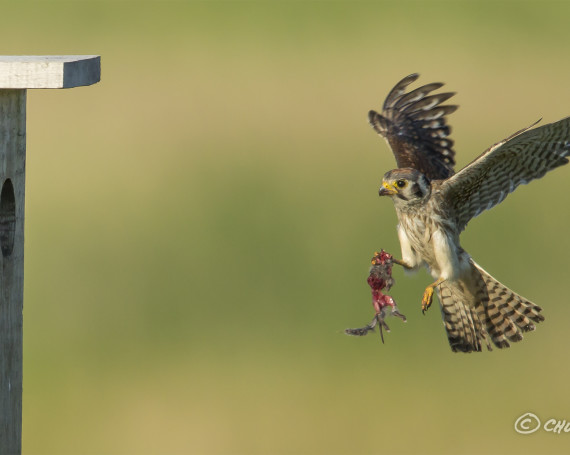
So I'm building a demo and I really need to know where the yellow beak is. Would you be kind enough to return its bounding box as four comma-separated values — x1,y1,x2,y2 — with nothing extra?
378,181,397,196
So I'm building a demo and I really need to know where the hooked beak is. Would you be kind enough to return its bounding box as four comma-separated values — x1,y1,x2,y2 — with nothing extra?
378,182,397,197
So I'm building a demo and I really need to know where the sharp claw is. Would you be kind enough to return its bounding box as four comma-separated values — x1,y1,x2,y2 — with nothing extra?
421,286,434,314
421,278,445,314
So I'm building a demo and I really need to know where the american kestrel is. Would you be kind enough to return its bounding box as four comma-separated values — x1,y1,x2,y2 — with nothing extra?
368,73,570,352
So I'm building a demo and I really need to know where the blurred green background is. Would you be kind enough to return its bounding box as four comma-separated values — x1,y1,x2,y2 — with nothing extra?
1,1,568,454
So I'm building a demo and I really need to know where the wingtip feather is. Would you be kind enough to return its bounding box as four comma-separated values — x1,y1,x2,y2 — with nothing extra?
368,110,390,136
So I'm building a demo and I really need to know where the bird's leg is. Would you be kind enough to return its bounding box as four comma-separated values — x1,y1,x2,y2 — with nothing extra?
421,277,445,314
392,258,414,270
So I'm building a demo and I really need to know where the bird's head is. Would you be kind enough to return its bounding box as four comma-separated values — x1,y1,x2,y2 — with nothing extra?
378,168,431,202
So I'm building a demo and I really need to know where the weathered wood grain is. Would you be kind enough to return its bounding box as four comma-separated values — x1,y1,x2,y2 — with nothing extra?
0,56,100,89
0,55,100,454
0,90,25,455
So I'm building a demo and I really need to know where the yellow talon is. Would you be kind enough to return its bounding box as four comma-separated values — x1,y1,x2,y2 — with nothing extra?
421,278,445,314
421,286,434,313
372,251,380,264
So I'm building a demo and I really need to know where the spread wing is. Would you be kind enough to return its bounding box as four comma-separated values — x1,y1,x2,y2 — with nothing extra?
368,73,458,180
439,117,570,233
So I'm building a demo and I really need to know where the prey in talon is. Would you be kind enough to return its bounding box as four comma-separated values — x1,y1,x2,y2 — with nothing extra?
345,250,406,343
366,73,565,352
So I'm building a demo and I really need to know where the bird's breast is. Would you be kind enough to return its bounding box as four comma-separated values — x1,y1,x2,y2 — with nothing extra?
397,209,462,279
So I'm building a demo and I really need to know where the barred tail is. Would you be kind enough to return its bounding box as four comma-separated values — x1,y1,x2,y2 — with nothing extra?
437,261,545,353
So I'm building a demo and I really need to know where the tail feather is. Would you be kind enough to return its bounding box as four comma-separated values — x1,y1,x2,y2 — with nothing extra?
437,261,544,352
473,262,544,342
439,281,489,352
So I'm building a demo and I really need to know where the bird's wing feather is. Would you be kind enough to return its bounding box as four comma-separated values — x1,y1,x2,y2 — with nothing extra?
368,73,458,180
439,117,570,232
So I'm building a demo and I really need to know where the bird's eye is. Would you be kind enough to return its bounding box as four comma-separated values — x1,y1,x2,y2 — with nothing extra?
396,179,407,188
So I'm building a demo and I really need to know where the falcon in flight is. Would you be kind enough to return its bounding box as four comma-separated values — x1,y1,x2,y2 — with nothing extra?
368,73,570,352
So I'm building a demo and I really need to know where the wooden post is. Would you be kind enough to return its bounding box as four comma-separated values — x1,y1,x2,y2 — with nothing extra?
0,56,100,455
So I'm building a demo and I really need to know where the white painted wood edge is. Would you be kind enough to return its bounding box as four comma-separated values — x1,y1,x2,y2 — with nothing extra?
0,55,100,89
